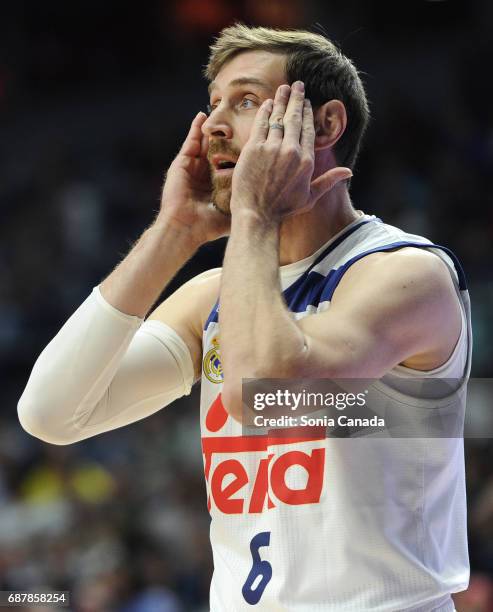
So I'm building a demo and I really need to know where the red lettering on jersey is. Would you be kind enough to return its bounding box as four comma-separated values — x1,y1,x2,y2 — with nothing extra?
248,454,275,513
211,459,248,514
203,437,326,514
205,393,228,432
271,449,325,505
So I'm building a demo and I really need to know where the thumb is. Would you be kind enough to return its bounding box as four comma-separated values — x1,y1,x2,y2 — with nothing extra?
310,167,353,201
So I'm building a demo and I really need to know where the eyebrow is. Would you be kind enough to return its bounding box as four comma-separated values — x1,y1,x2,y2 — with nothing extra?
208,77,272,96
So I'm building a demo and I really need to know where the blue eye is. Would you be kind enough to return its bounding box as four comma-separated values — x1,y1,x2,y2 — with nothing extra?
206,97,256,115
239,98,256,110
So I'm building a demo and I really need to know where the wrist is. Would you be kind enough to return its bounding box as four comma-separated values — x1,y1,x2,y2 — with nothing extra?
230,202,282,234
150,217,202,256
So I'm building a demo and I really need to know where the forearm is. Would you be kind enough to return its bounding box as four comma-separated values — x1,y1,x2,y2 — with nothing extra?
100,220,198,318
220,209,305,387
17,289,194,445
18,287,142,443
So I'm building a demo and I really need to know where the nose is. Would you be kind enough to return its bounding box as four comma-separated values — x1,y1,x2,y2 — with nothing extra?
201,109,233,140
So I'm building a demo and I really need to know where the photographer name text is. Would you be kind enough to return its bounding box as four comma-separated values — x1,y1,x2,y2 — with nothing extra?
253,414,385,428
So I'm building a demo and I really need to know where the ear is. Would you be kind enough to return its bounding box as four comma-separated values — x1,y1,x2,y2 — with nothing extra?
314,100,347,151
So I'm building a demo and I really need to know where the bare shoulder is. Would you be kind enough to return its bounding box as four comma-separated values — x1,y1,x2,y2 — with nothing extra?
147,268,222,380
329,246,462,370
331,246,457,305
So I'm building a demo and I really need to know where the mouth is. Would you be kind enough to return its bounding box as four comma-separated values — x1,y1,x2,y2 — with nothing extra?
211,155,237,175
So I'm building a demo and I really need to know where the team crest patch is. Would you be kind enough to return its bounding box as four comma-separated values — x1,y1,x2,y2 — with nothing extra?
203,337,223,384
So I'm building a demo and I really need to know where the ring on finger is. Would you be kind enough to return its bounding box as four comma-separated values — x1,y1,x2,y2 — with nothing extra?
269,120,284,131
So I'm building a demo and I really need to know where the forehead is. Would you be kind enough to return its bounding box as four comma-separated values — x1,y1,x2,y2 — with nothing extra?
209,50,287,94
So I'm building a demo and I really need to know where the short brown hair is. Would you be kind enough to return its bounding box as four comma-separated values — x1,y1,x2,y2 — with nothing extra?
205,23,370,170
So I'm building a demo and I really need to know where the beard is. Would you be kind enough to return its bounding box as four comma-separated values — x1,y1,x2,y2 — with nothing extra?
211,174,233,215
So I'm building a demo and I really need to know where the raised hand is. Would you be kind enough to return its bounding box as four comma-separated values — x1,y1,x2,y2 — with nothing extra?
158,112,230,247
231,82,352,222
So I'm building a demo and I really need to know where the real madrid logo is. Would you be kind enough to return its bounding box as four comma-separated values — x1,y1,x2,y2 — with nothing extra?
203,336,223,384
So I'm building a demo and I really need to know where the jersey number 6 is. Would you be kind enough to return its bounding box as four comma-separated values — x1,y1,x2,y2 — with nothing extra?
242,531,272,605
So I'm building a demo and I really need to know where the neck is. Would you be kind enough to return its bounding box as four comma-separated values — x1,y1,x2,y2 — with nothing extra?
279,183,361,265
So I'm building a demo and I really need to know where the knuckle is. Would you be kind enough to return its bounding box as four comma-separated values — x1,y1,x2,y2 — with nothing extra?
283,144,300,158
288,110,302,122
300,156,313,171
264,142,278,154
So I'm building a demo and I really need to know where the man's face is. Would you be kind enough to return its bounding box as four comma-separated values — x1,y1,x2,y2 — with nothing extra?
202,51,287,214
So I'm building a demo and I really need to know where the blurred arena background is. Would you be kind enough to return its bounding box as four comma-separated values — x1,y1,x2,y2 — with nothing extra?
0,1,492,610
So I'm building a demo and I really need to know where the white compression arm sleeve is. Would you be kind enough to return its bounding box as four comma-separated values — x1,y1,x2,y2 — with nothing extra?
17,286,194,445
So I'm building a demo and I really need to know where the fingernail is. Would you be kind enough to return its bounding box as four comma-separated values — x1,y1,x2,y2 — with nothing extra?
294,81,304,92
304,99,311,107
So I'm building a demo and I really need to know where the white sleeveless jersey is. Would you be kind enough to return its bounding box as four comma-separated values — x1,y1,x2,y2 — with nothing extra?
200,214,471,612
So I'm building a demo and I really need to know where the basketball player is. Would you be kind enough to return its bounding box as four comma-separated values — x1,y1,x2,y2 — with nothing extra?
18,25,469,611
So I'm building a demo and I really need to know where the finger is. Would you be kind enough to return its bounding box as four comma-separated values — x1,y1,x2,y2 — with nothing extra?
310,167,353,201
300,99,315,152
283,81,305,145
180,112,208,157
267,84,290,142
249,99,273,143
195,132,212,183
200,129,209,159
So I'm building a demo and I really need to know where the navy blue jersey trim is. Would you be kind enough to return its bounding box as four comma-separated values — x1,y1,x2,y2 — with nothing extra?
282,218,374,305
304,241,467,312
204,299,219,329
303,218,376,275
284,241,467,314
